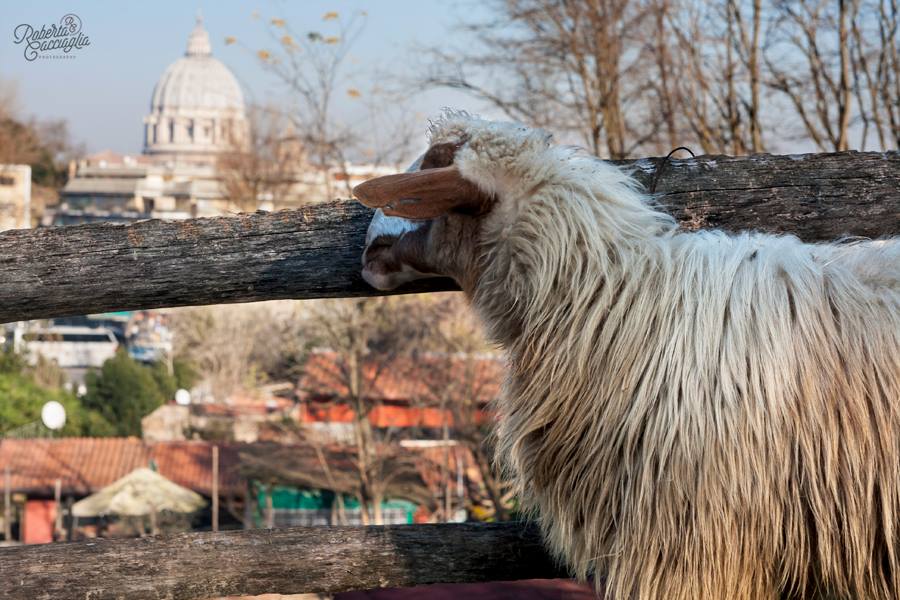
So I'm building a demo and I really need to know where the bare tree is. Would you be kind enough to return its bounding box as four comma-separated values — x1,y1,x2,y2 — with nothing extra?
216,106,305,212
228,10,418,200
416,298,514,522
765,0,857,151
352,81,420,170
299,297,441,524
229,11,362,198
419,0,773,158
171,302,303,402
663,0,767,154
0,79,81,188
421,0,671,159
239,440,442,524
850,0,900,149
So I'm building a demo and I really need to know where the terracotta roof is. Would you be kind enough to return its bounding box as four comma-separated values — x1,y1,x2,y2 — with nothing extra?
297,402,492,428
299,351,505,405
0,438,244,498
151,441,243,497
194,390,294,417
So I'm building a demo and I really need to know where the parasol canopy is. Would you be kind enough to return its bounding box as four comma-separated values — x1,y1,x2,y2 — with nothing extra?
72,467,206,517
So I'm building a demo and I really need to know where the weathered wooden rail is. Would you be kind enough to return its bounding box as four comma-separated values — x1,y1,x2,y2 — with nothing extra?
0,151,897,599
0,523,564,599
0,152,896,324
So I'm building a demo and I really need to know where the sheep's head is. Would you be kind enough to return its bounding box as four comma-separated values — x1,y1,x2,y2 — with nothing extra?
354,114,552,293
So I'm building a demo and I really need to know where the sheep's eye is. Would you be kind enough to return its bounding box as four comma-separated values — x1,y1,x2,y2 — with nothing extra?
366,235,397,250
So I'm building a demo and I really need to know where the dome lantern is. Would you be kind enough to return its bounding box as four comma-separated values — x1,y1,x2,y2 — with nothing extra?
186,13,212,57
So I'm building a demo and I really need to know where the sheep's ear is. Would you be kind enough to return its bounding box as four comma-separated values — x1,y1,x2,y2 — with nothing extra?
353,166,492,219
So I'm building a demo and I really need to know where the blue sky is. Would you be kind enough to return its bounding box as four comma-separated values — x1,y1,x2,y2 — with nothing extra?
1,1,492,157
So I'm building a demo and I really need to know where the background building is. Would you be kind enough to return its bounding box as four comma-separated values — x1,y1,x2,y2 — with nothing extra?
53,17,247,224
0,165,31,231
142,16,248,166
52,16,388,226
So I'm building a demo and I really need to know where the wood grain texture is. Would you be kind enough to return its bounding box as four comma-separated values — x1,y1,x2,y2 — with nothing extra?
0,522,565,599
0,151,896,324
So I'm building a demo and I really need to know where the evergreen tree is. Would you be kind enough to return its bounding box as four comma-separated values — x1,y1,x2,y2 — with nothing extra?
82,351,171,436
0,349,112,436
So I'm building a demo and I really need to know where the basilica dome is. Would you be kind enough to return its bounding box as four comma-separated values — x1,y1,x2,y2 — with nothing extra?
143,16,248,165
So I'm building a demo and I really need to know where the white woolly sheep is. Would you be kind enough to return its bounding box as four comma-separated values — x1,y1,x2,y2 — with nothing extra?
353,112,900,600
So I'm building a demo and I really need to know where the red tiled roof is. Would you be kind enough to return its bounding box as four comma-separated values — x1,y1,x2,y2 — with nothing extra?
299,351,505,405
184,388,294,418
150,441,243,497
0,438,244,498
194,402,285,418
297,403,490,429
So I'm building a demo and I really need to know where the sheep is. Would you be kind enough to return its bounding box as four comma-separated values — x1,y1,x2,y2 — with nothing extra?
352,112,900,600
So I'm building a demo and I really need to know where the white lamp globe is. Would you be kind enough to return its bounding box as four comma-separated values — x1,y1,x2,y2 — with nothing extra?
41,401,67,430
174,389,192,406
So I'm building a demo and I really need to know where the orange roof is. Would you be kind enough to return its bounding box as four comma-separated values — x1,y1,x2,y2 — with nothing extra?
0,438,244,498
299,351,504,405
297,403,489,429
151,441,243,497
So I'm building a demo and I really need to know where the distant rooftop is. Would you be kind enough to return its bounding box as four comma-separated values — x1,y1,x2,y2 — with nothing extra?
0,438,244,497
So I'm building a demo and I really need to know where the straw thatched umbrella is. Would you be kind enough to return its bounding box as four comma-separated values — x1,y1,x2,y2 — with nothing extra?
72,467,206,534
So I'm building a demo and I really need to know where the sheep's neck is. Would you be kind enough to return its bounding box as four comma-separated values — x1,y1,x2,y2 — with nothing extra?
470,203,673,487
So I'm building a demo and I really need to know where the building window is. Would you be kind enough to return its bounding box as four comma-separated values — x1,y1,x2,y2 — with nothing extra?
187,120,195,141
168,120,175,143
0,176,14,186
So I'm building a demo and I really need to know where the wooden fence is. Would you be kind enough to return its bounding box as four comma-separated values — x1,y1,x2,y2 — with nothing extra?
0,151,897,599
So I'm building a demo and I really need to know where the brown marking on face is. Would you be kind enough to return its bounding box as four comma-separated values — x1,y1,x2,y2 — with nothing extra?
420,141,465,170
357,134,491,293
363,223,435,275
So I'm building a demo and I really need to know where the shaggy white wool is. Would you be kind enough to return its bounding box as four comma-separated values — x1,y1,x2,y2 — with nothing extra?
419,113,900,599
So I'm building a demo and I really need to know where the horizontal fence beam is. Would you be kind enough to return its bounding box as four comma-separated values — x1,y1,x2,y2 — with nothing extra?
0,522,566,599
0,151,897,323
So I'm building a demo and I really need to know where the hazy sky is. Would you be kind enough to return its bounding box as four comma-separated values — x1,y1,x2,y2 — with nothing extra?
1,1,493,157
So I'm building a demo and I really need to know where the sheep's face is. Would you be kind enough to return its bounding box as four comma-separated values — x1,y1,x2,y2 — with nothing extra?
355,114,551,293
355,135,494,293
